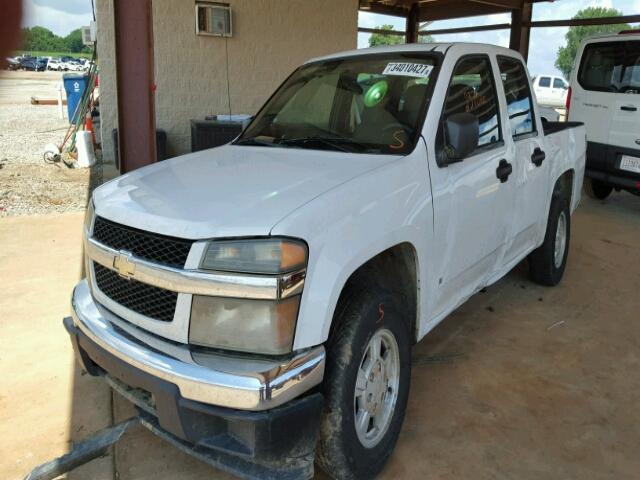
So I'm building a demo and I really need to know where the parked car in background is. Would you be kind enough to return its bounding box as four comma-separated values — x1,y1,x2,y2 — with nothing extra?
568,30,640,199
21,57,47,72
6,57,21,70
66,59,85,71
47,58,65,71
533,74,569,108
65,43,586,480
538,105,560,122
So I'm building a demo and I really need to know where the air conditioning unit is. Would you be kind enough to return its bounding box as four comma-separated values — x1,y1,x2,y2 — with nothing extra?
195,3,232,37
81,21,96,45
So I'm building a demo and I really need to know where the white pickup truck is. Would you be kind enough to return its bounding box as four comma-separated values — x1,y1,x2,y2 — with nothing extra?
66,43,586,480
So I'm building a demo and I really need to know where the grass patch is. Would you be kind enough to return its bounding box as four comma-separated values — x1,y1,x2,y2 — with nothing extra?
13,50,92,60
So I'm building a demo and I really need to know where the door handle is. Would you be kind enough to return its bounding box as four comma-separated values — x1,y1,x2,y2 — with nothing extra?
531,147,546,167
621,105,637,112
496,159,513,183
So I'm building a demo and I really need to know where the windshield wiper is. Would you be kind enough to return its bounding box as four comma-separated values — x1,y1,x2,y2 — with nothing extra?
278,136,364,153
234,137,276,147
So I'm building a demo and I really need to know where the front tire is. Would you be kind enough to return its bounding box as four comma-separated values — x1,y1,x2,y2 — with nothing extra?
584,178,612,200
316,284,411,479
529,192,571,286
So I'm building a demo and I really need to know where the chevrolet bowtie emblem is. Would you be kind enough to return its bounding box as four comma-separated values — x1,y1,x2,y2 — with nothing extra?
113,251,136,279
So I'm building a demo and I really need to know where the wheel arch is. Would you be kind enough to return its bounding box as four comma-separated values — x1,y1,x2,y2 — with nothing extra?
554,168,575,206
328,242,420,345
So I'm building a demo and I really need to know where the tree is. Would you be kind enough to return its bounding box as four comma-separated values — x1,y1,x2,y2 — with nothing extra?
419,34,435,44
64,29,86,53
21,26,65,52
19,26,92,54
555,7,630,79
369,25,405,47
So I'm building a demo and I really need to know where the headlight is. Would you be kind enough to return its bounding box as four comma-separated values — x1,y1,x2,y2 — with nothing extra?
192,237,307,355
200,238,307,274
189,295,300,355
84,198,95,235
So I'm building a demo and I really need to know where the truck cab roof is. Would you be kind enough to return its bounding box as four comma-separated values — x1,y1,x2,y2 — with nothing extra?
306,42,523,64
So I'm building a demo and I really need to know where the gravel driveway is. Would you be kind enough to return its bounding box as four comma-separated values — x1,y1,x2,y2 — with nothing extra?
0,71,96,217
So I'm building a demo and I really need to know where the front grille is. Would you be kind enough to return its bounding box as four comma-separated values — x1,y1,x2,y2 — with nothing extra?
93,263,177,322
92,216,194,268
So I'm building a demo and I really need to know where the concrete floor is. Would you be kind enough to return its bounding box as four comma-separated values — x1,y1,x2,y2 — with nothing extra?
1,193,639,480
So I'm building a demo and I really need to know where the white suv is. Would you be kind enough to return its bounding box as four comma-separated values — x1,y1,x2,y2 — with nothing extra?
568,30,640,199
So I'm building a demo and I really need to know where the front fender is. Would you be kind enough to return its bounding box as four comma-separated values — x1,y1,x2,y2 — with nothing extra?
271,144,434,351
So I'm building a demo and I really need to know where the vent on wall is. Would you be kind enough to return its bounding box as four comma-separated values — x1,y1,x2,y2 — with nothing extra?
195,2,232,37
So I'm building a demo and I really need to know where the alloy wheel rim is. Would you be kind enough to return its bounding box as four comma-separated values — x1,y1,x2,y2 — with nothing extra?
353,328,400,449
554,211,567,269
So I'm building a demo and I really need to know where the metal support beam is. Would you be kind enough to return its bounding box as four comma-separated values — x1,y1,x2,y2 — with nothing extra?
510,1,531,62
358,27,406,36
421,23,511,36
406,3,420,43
419,1,508,21
113,0,156,173
529,14,640,28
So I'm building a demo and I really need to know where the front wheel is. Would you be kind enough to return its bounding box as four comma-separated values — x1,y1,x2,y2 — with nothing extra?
584,178,612,200
529,193,571,286
316,284,411,479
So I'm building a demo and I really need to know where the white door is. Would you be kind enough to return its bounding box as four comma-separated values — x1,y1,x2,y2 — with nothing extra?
429,55,516,318
497,55,551,263
551,77,568,108
535,76,553,105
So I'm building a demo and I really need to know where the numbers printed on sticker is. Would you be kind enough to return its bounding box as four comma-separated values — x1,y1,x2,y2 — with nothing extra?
382,63,434,78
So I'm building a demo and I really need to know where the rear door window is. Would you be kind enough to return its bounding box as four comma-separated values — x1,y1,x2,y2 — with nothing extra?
578,41,640,93
538,77,551,88
498,56,536,138
553,78,566,89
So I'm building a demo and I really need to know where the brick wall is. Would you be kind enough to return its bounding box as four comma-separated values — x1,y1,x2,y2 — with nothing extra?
96,0,358,166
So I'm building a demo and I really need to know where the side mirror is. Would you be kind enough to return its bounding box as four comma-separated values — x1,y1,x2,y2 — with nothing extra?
444,112,479,163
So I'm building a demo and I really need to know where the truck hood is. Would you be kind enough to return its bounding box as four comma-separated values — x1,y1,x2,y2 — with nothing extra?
94,145,397,239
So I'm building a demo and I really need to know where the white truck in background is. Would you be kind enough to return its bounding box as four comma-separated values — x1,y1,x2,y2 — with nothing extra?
66,43,586,480
533,74,569,108
567,30,640,199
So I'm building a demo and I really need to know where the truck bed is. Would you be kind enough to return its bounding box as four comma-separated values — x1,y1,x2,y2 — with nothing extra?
542,121,584,136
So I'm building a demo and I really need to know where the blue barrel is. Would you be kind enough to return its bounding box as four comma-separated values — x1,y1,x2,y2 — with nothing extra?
63,73,89,123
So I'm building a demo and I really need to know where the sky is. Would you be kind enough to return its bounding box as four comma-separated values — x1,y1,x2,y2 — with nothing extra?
359,0,640,77
20,0,639,77
21,0,94,37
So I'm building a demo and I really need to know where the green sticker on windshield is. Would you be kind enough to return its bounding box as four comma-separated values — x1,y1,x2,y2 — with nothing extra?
364,80,388,107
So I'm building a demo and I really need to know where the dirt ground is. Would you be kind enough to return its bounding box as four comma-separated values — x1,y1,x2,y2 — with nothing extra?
1,192,639,480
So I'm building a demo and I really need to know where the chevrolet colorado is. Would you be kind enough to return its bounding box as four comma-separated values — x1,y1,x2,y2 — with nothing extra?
65,43,586,479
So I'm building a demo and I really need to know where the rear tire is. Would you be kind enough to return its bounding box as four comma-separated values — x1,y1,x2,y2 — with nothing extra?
316,283,411,479
584,178,612,200
529,192,571,286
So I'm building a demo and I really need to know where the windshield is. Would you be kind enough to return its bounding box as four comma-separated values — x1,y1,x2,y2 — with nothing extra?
579,41,640,93
237,53,439,154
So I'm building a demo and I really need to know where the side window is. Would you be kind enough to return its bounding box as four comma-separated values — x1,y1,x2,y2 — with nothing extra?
498,56,536,138
443,56,501,149
538,77,551,88
553,78,565,89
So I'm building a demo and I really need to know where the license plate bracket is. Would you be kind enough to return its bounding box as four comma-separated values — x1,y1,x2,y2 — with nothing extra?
620,155,640,174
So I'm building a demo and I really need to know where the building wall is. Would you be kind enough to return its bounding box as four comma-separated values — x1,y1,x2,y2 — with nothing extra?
96,0,358,165
95,0,117,166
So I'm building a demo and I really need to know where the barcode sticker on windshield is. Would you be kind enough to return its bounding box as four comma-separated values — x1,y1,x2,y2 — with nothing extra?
383,63,433,78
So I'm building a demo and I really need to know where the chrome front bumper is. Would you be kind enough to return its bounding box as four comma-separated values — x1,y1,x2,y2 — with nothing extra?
70,280,325,411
